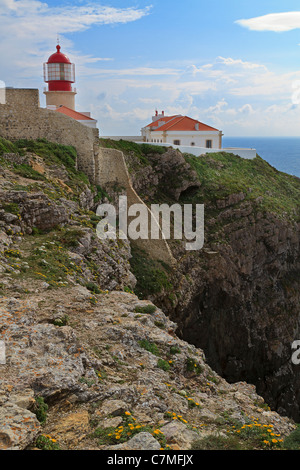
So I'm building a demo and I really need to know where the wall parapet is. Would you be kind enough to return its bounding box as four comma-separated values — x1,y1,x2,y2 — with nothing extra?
0,88,99,182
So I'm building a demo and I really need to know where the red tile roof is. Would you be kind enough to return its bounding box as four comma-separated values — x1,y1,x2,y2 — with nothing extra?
55,105,95,121
146,115,219,132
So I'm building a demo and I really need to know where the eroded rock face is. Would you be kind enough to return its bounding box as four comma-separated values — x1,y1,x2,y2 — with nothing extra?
0,289,295,450
126,149,300,421
126,148,201,201
168,204,300,421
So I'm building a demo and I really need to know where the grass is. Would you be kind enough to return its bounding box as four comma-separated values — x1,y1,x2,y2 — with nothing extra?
186,357,204,375
129,246,173,299
0,137,19,155
183,152,300,221
157,358,171,371
98,138,166,166
191,418,286,450
92,411,167,448
138,339,160,356
33,396,48,424
57,227,85,248
13,163,46,181
282,424,300,449
35,435,60,450
133,304,156,314
10,231,86,288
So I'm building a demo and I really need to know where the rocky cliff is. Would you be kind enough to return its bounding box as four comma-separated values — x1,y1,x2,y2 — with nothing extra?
0,137,298,450
106,140,300,422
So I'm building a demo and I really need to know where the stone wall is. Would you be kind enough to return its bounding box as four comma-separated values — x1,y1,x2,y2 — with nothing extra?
0,88,98,182
0,88,175,267
96,147,175,266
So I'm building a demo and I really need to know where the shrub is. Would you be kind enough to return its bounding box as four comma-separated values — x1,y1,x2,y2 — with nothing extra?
157,358,171,371
85,282,101,294
283,425,300,450
134,304,156,314
129,246,172,299
58,228,84,247
33,396,48,424
170,345,181,355
138,339,160,356
36,435,60,450
186,357,204,374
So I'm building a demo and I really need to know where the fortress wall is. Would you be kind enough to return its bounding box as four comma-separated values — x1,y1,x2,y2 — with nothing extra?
0,88,175,267
0,88,98,182
95,146,175,267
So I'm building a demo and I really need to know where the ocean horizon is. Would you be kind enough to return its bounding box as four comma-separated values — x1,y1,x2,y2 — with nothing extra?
222,136,300,179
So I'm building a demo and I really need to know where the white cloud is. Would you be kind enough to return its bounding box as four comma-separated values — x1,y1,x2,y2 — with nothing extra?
236,11,300,32
0,0,151,83
217,56,268,71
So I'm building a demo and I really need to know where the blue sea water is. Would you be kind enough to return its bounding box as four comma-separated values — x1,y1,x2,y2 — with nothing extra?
222,137,300,178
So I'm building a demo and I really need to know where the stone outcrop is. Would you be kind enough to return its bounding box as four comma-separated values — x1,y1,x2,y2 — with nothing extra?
0,290,295,450
0,137,299,451
126,147,300,422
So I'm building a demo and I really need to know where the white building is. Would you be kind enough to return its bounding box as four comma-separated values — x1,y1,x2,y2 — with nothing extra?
141,111,223,149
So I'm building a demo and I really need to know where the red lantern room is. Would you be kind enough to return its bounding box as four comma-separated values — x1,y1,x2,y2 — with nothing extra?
44,44,75,91
43,44,76,110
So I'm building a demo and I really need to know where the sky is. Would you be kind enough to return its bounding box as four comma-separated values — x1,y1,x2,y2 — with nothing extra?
1,0,300,137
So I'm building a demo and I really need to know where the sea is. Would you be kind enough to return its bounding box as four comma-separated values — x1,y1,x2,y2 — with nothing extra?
222,137,300,179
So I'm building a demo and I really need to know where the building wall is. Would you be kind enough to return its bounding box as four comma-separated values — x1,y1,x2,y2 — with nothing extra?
44,90,76,110
136,141,257,160
143,129,221,148
0,88,98,182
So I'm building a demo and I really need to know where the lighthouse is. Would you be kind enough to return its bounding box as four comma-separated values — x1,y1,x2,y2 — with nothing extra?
43,44,76,110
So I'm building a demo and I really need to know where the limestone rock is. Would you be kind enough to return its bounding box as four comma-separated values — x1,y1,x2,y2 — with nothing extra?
0,403,40,450
106,432,161,450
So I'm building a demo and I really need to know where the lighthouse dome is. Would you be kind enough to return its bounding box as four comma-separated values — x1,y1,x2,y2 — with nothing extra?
47,45,71,64
43,44,75,92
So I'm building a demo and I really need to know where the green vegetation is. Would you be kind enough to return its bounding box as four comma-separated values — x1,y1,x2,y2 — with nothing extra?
2,202,20,215
9,232,86,288
13,163,46,181
183,152,300,221
35,435,60,450
99,138,166,166
57,227,84,247
52,315,69,327
0,137,19,155
129,246,172,299
191,418,285,450
282,424,300,449
133,304,156,314
138,339,160,356
157,358,171,371
33,396,48,424
92,411,167,448
85,281,101,294
169,345,181,355
186,357,204,375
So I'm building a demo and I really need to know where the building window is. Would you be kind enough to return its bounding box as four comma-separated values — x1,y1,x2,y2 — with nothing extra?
206,140,212,148
173,140,181,145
